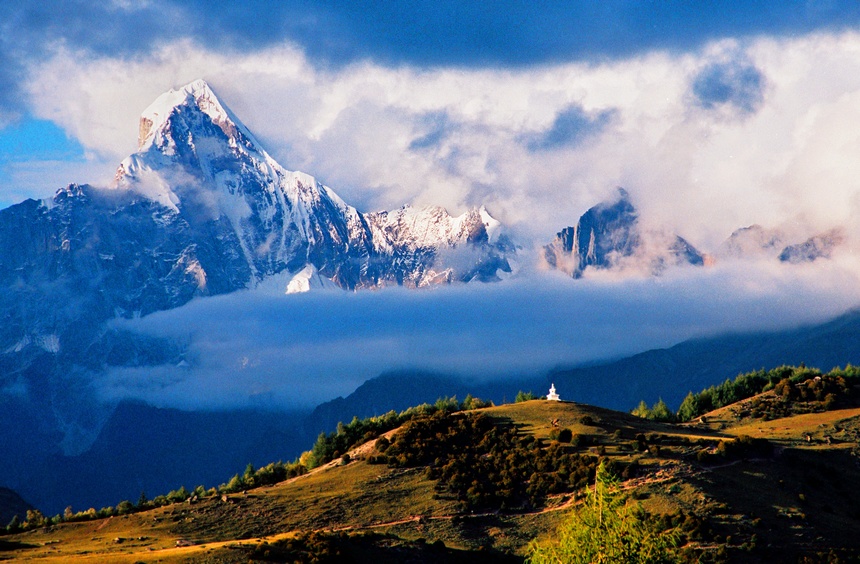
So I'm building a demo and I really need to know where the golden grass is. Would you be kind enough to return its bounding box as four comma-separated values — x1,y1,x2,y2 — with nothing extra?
722,407,860,441
6,398,860,561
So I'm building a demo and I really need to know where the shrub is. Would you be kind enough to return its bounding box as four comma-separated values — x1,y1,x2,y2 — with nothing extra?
375,436,390,452
115,500,134,515
383,411,601,509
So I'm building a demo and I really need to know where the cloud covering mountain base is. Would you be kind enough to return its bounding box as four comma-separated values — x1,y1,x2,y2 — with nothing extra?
99,258,860,410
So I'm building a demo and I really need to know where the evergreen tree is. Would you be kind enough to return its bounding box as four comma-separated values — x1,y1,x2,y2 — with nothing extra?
631,400,651,418
527,462,680,564
649,399,675,422
516,390,539,402
676,392,700,421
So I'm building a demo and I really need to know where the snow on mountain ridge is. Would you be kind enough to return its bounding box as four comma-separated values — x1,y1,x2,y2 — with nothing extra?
366,204,498,252
136,79,260,154
109,79,512,290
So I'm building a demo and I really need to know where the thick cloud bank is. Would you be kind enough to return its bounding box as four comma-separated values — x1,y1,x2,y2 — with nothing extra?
10,32,860,252
101,258,860,410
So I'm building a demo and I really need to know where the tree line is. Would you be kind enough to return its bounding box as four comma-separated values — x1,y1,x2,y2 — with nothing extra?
632,364,860,422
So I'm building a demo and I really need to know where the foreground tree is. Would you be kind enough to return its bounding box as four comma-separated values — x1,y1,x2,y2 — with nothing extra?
527,462,680,564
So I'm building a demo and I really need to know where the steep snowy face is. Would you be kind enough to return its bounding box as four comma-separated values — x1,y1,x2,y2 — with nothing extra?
114,79,348,282
110,79,513,290
367,205,499,250
544,189,704,278
364,204,513,287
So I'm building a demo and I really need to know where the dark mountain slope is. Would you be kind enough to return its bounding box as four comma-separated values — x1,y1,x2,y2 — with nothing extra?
550,309,860,410
0,488,32,525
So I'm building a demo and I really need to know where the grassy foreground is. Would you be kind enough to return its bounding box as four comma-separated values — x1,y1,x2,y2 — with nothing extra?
2,394,860,562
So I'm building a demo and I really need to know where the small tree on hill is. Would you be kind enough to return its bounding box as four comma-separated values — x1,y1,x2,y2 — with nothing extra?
649,399,675,422
527,462,680,564
115,500,134,515
676,392,700,421
631,400,651,418
516,391,539,402
24,509,46,530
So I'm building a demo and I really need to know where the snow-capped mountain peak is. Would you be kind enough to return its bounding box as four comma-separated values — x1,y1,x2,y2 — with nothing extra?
104,81,514,291
136,79,258,153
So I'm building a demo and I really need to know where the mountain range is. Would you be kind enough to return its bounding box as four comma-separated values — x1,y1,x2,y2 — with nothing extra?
1,79,858,516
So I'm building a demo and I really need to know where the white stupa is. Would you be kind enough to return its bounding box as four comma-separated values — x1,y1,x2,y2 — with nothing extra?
547,383,560,401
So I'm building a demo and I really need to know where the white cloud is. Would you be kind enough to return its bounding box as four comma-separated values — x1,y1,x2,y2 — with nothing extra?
0,156,117,207
100,255,860,410
20,31,860,252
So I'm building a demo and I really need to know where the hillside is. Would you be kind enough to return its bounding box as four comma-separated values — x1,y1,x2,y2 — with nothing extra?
549,309,860,410
2,391,860,562
0,488,31,528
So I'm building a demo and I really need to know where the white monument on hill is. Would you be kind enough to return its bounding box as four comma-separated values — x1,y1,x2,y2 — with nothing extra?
547,383,560,401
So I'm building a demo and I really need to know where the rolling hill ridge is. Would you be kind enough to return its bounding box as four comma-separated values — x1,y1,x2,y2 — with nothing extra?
3,364,860,563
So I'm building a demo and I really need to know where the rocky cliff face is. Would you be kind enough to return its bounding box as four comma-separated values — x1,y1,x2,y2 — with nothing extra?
543,189,704,278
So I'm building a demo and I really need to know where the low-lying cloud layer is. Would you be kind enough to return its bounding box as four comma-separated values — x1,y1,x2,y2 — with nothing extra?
100,257,860,410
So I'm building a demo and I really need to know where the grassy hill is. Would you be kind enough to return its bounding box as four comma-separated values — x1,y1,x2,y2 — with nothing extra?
2,390,860,563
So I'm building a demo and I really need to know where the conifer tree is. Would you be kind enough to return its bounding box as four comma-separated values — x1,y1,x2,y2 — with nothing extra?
527,462,680,564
